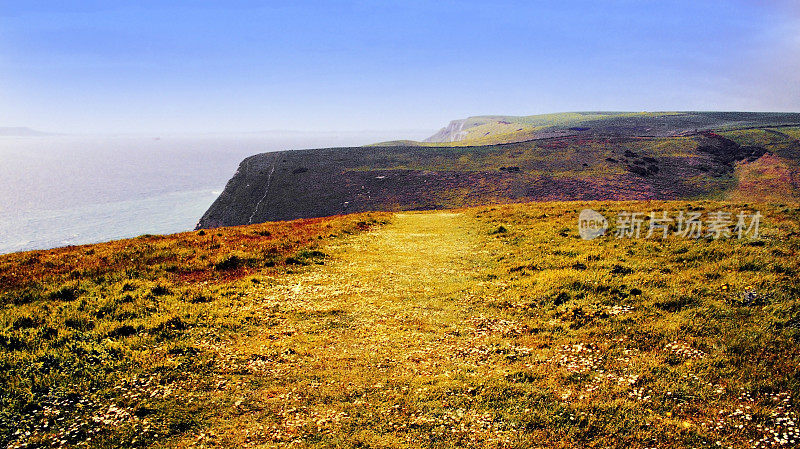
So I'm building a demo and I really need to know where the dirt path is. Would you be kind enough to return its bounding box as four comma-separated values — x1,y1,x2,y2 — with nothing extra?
251,211,492,374
181,212,503,447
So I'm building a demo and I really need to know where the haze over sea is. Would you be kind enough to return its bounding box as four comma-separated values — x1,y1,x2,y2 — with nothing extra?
0,130,430,254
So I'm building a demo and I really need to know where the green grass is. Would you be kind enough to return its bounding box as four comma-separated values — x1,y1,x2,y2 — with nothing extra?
414,112,800,146
2,202,800,448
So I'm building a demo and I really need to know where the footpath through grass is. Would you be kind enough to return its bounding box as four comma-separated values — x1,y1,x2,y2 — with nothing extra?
181,211,498,447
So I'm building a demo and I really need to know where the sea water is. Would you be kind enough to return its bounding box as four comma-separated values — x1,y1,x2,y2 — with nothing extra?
0,131,429,254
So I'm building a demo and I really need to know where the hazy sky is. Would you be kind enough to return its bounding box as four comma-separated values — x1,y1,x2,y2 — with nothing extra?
1,1,798,134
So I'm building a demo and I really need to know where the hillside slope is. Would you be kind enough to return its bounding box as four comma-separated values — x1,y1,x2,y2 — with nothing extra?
197,118,800,228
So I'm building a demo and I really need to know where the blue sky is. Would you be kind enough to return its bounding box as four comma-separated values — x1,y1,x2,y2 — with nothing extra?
1,0,798,133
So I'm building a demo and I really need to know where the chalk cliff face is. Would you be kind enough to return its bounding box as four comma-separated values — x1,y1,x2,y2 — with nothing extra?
195,113,800,229
424,119,470,143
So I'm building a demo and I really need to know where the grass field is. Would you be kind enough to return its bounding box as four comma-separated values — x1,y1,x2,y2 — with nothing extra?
2,201,800,448
416,112,800,146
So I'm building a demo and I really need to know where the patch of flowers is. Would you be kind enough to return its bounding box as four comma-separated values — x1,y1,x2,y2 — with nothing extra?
665,340,706,359
553,343,602,373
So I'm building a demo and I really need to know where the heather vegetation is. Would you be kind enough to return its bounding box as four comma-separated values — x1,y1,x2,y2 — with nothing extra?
2,201,799,448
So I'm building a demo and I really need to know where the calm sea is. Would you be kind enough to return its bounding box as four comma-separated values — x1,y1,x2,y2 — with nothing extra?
0,131,429,254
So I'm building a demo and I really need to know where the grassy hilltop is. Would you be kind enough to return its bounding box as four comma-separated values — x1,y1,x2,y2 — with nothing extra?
394,111,800,146
2,201,800,448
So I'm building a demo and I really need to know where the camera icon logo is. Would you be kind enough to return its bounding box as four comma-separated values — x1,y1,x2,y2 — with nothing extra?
578,209,608,240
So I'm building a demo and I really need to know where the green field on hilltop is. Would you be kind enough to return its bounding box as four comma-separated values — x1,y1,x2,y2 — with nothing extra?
407,112,800,147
